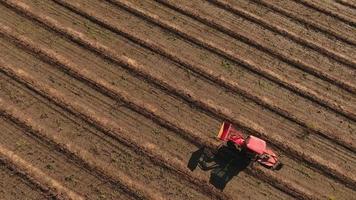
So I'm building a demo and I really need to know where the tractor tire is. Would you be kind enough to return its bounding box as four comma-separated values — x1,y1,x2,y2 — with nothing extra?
273,162,283,171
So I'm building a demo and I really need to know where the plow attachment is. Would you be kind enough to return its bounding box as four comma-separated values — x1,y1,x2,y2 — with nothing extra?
217,122,244,146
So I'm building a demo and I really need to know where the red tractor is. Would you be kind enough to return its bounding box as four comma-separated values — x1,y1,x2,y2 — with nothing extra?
189,122,282,189
196,122,282,171
216,122,282,170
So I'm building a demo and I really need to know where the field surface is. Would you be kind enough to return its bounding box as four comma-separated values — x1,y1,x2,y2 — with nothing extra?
0,0,355,199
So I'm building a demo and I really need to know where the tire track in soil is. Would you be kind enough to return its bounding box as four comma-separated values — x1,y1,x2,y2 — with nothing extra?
0,11,354,200
207,0,356,68
0,155,56,200
153,0,356,93
295,0,356,27
1,0,354,191
253,0,356,46
51,0,356,144
101,0,356,121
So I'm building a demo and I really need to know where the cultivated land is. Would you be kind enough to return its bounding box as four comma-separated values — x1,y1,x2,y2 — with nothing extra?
0,0,355,199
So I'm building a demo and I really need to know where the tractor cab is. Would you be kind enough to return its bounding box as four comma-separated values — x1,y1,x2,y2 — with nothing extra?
245,135,266,155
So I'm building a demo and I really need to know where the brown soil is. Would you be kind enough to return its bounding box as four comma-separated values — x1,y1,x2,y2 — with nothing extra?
0,160,49,200
0,0,355,199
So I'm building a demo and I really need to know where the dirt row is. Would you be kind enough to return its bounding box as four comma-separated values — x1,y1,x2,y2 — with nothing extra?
0,31,312,200
209,0,356,67
0,115,137,200
297,0,356,26
154,0,356,93
17,0,356,156
2,0,354,198
0,4,354,200
256,0,356,46
54,1,356,122
0,69,223,200
172,0,356,70
335,0,356,9
0,36,296,200
1,0,352,191
0,29,349,198
0,31,338,200
101,0,356,119
30,0,356,148
0,157,50,200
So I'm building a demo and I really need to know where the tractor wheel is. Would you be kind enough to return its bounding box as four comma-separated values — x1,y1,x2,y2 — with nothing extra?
272,162,283,171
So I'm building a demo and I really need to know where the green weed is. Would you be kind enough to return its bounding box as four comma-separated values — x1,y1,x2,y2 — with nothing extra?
45,164,54,170
221,59,233,73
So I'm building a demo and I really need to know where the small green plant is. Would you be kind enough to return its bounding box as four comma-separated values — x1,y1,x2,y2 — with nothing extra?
221,59,233,73
46,164,54,170
328,196,336,200
167,33,177,41
301,73,308,79
152,129,161,135
257,80,265,88
15,141,29,150
64,175,74,182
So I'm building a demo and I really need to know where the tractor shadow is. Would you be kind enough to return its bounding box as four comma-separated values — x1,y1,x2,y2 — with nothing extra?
188,145,253,190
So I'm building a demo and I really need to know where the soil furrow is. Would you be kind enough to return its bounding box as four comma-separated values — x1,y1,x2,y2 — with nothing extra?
0,70,221,200
0,21,304,200
1,0,355,189
0,41,318,200
208,0,356,68
0,119,145,200
0,80,147,200
103,0,356,121
0,29,311,199
36,0,356,152
0,41,230,200
0,123,85,200
0,73,296,200
0,32,302,199
53,0,353,145
153,0,356,93
0,155,55,200
1,0,355,199
254,0,356,46
0,37,352,200
53,0,356,123
0,66,290,200
335,0,356,9
0,13,354,200
296,0,356,27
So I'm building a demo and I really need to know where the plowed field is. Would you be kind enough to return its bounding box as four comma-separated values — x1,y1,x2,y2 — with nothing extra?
0,0,355,199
